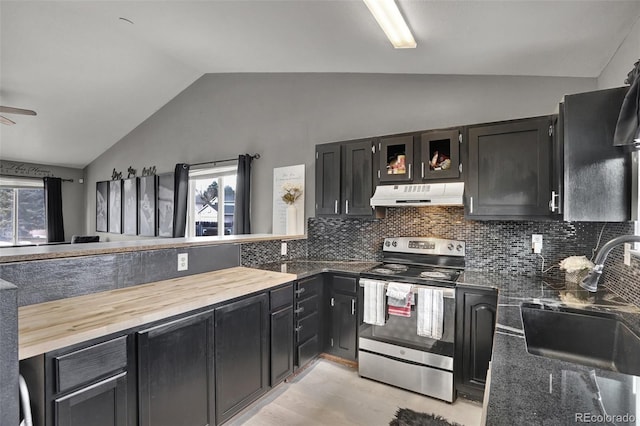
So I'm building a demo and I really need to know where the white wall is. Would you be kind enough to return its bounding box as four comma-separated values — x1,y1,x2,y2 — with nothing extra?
84,73,596,237
598,17,640,89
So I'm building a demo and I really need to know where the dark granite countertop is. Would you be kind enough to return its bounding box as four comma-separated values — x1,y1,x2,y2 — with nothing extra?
254,259,380,279
460,271,640,426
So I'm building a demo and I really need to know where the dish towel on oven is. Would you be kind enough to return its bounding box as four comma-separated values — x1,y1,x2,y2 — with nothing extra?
417,287,444,339
362,279,386,326
387,282,414,317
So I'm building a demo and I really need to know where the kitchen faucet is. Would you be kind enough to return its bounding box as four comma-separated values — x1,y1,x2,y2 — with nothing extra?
580,235,640,292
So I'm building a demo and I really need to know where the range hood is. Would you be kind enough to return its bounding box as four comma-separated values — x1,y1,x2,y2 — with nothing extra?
370,182,464,207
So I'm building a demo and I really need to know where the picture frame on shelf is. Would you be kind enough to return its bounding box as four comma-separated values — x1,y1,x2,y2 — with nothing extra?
108,180,122,234
123,177,138,235
96,181,108,232
157,173,174,237
138,175,156,237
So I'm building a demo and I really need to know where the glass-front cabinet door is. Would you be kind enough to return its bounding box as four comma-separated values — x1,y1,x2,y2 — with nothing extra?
420,129,461,180
378,135,414,183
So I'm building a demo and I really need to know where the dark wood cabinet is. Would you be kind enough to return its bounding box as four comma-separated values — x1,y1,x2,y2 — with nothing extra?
54,373,128,426
270,284,294,385
137,311,215,426
315,139,375,217
378,135,414,183
343,140,375,216
419,128,462,181
294,275,324,369
214,293,269,424
466,116,553,219
315,144,341,215
553,87,630,221
326,274,358,361
20,335,135,426
455,286,497,401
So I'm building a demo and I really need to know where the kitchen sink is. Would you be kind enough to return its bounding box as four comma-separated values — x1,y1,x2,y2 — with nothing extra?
521,303,640,376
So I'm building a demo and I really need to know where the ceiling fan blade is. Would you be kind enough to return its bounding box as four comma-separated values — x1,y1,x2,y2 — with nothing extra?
0,115,16,125
0,106,37,116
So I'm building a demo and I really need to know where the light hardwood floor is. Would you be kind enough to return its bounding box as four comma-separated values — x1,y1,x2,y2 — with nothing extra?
228,359,483,426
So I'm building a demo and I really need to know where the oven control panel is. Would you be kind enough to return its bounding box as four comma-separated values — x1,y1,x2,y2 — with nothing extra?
383,237,465,256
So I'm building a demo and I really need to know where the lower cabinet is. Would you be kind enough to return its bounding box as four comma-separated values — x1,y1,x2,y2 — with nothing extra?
137,311,215,426
326,274,358,361
54,373,128,426
455,285,498,401
270,284,294,385
214,293,269,425
294,275,324,369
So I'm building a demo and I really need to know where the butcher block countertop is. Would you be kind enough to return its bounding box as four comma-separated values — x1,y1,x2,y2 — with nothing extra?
18,267,296,360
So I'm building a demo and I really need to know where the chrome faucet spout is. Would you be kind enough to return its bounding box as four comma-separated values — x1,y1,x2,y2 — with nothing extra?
580,235,640,292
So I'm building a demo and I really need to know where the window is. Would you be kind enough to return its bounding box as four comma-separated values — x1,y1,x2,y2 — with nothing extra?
186,165,237,237
0,177,46,246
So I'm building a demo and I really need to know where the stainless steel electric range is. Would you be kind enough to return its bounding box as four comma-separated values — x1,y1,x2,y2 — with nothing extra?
358,237,465,403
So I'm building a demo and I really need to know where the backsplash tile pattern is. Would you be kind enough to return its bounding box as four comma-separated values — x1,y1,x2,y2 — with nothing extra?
598,223,640,307
307,207,634,278
240,238,308,267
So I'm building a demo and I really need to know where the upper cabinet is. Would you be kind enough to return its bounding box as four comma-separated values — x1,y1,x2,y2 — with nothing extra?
315,139,376,217
466,116,554,219
378,135,415,183
419,129,462,181
552,87,630,222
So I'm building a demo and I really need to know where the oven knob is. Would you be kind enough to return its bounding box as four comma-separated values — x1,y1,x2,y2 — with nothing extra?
447,243,454,251
456,244,463,252
392,241,397,247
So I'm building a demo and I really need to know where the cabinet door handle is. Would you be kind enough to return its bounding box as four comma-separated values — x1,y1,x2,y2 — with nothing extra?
421,162,425,179
330,297,335,307
549,190,560,213
408,163,412,180
295,287,306,296
334,200,338,214
294,307,305,314
351,299,356,315
295,325,303,333
345,200,349,214
470,196,473,214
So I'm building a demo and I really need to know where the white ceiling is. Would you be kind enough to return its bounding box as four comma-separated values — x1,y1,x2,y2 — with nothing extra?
1,0,639,169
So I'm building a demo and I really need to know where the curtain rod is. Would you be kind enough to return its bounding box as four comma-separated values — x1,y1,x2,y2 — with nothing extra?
189,153,260,168
0,173,74,182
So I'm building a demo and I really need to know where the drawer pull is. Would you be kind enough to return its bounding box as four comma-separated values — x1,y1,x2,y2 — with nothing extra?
294,307,305,314
295,288,306,296
295,326,303,333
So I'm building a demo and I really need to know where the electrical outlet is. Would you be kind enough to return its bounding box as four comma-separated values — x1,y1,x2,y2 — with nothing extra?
281,242,287,256
531,236,543,253
177,253,188,271
624,243,631,266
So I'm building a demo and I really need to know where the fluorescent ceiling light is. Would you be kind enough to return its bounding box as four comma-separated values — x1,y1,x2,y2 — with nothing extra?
363,0,416,49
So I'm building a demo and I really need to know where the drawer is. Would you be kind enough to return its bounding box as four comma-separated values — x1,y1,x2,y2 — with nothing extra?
54,336,127,394
295,276,320,299
331,275,357,293
296,311,319,343
295,294,319,318
270,284,293,311
297,335,319,369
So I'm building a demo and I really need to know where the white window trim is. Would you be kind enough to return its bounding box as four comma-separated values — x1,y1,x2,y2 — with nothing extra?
186,164,237,238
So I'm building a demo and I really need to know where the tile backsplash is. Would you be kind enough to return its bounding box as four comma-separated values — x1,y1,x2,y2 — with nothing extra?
308,207,634,276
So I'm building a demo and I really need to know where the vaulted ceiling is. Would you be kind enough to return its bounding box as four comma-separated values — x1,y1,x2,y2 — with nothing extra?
1,0,639,168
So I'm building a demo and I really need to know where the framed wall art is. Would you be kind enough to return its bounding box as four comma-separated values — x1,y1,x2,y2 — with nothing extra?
157,173,174,237
108,180,122,234
96,181,108,232
123,177,138,235
138,175,156,237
